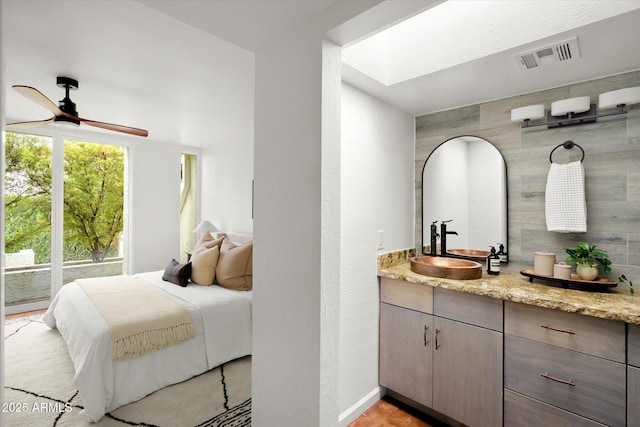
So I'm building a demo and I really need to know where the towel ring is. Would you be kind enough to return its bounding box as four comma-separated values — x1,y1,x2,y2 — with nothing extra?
549,140,585,163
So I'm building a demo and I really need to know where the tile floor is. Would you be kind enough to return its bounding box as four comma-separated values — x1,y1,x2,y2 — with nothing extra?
349,396,449,427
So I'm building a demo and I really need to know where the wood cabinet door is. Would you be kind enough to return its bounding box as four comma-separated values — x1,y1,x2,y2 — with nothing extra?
379,302,433,407
432,317,503,427
629,323,640,367
630,366,640,427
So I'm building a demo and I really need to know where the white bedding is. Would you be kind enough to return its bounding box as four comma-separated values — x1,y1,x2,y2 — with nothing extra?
43,270,252,422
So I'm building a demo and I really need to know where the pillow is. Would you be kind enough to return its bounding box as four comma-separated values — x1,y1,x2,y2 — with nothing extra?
195,232,224,251
215,238,253,291
191,245,220,286
162,259,192,287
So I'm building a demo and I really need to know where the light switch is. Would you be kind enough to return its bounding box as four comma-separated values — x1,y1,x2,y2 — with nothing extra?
377,230,384,250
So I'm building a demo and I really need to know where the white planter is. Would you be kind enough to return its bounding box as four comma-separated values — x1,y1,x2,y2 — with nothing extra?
577,264,598,281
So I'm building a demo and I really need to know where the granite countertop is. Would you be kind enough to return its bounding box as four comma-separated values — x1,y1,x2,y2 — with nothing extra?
378,262,640,325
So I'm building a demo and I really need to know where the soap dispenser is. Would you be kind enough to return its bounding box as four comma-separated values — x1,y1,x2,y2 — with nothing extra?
497,244,507,263
487,246,500,275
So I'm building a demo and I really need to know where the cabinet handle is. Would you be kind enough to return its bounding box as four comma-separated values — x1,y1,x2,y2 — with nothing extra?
541,372,576,387
424,325,429,346
435,328,440,350
541,324,575,335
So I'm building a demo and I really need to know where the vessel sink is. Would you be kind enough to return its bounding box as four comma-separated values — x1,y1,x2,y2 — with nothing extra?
447,248,491,261
410,256,482,280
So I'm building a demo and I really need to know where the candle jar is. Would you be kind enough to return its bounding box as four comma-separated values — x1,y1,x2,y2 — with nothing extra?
553,262,572,280
534,251,556,276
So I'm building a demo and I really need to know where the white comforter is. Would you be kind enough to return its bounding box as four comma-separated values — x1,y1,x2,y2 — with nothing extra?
43,271,252,422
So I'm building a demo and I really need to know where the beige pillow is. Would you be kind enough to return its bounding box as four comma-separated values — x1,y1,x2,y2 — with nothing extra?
191,245,220,286
216,238,253,291
195,232,224,250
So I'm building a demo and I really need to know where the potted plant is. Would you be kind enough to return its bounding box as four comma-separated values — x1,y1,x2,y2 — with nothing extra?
565,242,612,281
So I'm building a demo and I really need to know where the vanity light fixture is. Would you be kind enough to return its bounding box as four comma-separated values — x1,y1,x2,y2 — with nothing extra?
511,86,640,129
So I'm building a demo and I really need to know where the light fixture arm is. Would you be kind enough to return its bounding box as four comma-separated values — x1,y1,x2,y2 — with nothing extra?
522,104,628,129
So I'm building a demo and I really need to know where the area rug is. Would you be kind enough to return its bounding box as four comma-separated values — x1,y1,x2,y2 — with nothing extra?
3,316,251,426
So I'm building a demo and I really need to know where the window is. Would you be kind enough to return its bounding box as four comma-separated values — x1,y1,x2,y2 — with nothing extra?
180,153,197,262
4,131,128,313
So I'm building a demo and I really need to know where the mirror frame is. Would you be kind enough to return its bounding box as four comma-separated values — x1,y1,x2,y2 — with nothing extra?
421,135,509,261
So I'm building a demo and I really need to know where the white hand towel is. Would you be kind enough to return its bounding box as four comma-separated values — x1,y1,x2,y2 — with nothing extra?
545,161,587,233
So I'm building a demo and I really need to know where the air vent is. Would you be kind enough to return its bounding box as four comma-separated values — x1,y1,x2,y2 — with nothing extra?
514,37,580,70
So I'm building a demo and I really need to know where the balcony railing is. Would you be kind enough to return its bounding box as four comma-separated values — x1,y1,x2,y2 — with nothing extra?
4,258,124,305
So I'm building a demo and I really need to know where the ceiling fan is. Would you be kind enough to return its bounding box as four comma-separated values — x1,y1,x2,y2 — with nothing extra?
7,76,148,137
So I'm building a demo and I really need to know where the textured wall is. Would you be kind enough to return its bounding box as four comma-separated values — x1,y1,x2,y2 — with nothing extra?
415,70,640,285
340,82,415,424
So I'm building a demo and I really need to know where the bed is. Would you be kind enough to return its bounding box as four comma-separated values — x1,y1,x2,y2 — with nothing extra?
42,233,253,422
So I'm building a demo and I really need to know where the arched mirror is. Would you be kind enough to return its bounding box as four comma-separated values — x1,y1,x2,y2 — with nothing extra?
422,136,508,261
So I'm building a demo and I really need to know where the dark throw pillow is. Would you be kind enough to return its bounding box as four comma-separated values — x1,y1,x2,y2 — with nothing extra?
162,259,192,287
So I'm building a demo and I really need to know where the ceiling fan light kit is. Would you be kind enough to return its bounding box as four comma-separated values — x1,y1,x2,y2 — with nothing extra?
7,76,148,137
53,115,80,128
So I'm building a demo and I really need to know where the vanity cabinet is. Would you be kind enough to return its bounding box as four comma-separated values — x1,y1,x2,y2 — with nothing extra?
629,324,640,426
431,288,503,427
379,278,433,407
504,302,626,426
379,278,503,427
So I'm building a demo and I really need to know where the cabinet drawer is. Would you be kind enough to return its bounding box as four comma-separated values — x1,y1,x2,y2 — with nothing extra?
505,301,625,362
504,389,606,427
629,323,640,367
505,335,625,427
434,287,502,332
380,277,433,314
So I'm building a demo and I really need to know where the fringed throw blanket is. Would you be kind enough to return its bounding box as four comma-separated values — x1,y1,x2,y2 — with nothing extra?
77,275,196,360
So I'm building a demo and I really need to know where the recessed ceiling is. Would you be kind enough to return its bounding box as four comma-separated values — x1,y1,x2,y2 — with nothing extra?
342,1,640,116
343,0,640,86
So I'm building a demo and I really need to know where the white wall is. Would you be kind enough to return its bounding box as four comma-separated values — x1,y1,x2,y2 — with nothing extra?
199,139,254,235
253,29,335,426
251,1,419,422
339,83,415,424
131,91,255,272
199,54,255,235
129,140,190,273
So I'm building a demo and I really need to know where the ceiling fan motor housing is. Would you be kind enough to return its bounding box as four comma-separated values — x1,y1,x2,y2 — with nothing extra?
56,76,78,90
55,76,80,123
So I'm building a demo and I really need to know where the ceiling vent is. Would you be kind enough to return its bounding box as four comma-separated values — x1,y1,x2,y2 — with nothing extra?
514,37,580,70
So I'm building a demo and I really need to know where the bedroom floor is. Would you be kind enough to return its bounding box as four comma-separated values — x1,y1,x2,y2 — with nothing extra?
5,309,47,320
6,310,442,426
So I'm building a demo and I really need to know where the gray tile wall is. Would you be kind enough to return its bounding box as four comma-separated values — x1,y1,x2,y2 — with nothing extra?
415,70,640,286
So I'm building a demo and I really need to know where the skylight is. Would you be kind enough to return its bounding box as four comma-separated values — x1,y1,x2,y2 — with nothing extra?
342,0,640,86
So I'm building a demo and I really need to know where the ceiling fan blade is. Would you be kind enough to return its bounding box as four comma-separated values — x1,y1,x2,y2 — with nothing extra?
13,85,62,115
6,117,55,128
80,118,148,137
